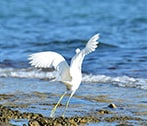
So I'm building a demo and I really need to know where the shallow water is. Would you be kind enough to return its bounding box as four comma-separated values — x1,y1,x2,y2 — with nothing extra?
0,0,147,125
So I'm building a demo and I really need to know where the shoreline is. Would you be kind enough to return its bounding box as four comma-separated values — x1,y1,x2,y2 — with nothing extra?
0,78,147,125
0,101,146,126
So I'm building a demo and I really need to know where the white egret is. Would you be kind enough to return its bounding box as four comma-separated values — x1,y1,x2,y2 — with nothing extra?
28,34,99,117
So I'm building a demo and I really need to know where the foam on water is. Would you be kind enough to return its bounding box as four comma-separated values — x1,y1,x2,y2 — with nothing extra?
0,68,146,90
0,68,55,80
82,74,147,90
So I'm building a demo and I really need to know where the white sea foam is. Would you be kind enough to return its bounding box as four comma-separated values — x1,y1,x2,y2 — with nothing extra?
82,74,147,90
0,68,147,90
0,68,55,80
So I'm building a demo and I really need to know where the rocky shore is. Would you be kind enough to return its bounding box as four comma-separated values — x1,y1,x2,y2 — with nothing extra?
0,104,146,126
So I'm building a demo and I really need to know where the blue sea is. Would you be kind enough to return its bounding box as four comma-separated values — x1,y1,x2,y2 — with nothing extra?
0,0,147,125
0,0,147,88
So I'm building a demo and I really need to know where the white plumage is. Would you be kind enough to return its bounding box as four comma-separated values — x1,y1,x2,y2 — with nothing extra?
28,34,99,117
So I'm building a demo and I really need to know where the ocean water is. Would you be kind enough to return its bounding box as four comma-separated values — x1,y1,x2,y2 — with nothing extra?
0,0,147,89
0,0,147,125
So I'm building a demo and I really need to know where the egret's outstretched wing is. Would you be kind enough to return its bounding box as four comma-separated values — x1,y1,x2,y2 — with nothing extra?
82,34,99,55
28,51,71,81
70,34,99,73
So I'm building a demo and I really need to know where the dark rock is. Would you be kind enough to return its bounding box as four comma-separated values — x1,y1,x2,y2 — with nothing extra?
97,109,112,114
28,120,41,126
108,103,117,108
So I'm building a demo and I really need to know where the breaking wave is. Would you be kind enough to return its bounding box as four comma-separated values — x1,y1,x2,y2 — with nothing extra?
0,68,147,90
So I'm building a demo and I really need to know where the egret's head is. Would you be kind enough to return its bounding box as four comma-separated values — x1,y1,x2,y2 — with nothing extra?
75,48,80,54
